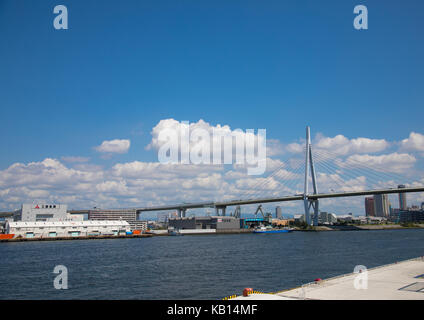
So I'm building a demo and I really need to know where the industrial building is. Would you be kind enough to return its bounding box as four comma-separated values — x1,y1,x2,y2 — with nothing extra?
88,208,147,230
240,217,270,229
168,216,240,231
5,220,130,239
13,203,69,222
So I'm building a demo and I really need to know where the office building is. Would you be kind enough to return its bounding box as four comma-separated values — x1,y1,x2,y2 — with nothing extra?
374,194,389,217
398,185,407,210
275,206,282,219
365,197,375,216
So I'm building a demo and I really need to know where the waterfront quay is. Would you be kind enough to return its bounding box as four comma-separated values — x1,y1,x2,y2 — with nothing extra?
0,228,253,242
232,257,424,300
0,233,152,243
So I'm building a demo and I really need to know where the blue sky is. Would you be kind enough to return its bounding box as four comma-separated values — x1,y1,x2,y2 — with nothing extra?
0,0,423,214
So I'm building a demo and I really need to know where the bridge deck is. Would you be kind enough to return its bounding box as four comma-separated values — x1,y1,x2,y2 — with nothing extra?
135,187,424,212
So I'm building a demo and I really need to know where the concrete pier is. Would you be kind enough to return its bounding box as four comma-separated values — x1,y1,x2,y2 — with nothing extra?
232,257,424,300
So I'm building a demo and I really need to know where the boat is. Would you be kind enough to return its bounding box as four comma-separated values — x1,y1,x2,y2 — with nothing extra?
253,226,294,234
169,230,183,236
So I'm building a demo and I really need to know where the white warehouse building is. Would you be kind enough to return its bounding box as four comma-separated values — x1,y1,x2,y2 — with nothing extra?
5,220,130,239
13,203,69,222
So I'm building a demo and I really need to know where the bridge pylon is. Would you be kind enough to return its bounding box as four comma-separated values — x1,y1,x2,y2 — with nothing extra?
303,126,319,226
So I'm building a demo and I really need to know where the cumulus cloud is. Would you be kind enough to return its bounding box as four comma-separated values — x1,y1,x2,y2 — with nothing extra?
111,161,223,179
315,134,389,155
0,156,300,211
315,173,367,192
0,158,103,189
286,142,304,154
146,118,277,175
0,158,240,210
95,139,130,154
338,153,416,173
0,159,105,209
286,133,389,156
400,132,424,152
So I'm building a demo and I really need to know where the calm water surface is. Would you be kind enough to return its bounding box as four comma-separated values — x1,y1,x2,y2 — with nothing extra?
1,229,424,299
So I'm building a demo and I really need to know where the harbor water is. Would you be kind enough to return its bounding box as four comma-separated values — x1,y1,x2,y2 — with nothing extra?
1,229,424,299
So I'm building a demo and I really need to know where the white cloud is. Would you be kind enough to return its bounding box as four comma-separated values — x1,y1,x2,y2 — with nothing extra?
112,161,223,179
400,132,424,152
338,153,416,173
315,173,367,192
286,133,389,156
96,180,130,195
27,189,50,198
95,139,130,154
315,134,389,155
286,142,304,154
266,139,284,157
146,119,276,168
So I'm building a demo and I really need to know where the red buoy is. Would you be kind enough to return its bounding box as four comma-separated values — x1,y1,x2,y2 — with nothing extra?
243,288,253,297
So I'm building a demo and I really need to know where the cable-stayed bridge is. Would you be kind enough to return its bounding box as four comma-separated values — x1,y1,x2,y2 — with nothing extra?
136,127,424,226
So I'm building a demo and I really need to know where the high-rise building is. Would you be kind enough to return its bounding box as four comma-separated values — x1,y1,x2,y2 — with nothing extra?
275,206,282,219
365,197,375,216
374,194,389,217
398,184,407,210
